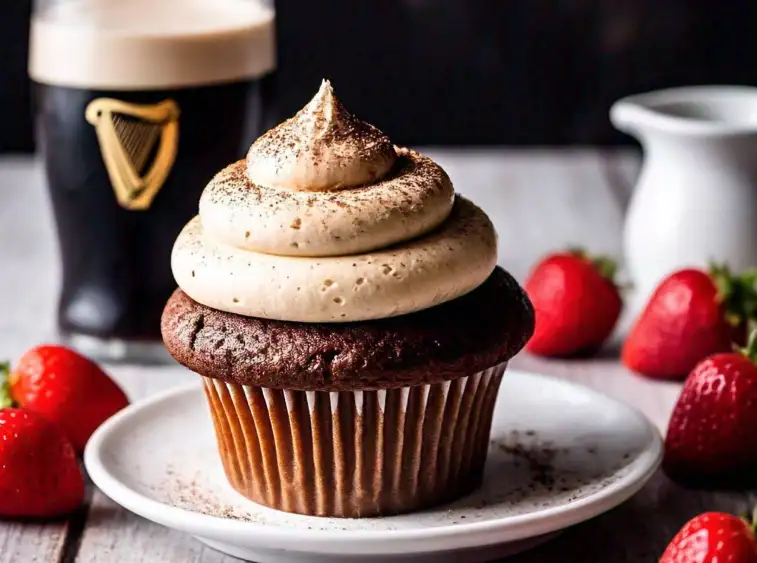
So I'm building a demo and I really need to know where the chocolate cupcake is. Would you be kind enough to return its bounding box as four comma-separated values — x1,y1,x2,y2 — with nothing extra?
161,80,534,517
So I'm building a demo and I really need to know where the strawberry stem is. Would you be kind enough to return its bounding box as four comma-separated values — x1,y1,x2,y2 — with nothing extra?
0,362,13,410
710,262,757,329
737,508,757,536
739,330,757,364
566,247,618,283
593,256,618,281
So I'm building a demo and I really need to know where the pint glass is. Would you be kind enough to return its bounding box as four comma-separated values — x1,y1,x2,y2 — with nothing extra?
29,0,276,362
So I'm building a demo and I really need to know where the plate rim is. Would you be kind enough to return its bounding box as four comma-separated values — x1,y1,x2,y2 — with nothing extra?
84,369,663,555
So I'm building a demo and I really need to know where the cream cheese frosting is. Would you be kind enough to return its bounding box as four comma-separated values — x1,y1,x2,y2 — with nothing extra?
172,80,498,322
200,148,455,256
246,80,397,191
173,197,497,322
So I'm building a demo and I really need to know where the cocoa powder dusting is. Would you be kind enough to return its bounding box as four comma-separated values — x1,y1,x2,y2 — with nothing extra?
206,152,451,226
161,467,258,522
202,81,454,236
248,80,396,182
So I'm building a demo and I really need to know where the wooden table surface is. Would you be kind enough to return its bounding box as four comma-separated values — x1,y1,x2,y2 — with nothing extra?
0,150,749,563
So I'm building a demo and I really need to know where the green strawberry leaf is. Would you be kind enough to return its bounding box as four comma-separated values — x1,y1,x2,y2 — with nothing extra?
592,256,618,281
742,506,757,536
0,362,14,409
565,246,619,284
709,262,757,330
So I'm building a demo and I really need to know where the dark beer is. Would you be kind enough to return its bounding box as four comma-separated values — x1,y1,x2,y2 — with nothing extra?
29,0,275,361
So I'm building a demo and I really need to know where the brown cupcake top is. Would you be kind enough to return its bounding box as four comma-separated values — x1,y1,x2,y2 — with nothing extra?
161,266,534,391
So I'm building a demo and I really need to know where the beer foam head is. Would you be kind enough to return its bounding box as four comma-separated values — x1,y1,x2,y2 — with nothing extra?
29,0,275,89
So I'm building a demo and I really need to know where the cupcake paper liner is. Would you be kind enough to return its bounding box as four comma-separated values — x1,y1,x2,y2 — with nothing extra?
202,361,507,518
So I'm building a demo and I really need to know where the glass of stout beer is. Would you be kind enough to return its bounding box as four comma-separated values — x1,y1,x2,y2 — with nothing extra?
28,0,275,363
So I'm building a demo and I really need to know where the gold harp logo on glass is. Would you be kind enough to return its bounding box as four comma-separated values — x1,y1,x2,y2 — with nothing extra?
85,98,180,211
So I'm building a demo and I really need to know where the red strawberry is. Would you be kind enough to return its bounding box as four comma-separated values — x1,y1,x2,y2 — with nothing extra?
524,248,622,357
0,407,84,518
0,345,129,453
662,330,757,488
660,511,757,563
622,264,757,380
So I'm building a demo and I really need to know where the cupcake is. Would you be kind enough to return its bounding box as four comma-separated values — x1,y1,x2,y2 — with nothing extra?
161,80,534,517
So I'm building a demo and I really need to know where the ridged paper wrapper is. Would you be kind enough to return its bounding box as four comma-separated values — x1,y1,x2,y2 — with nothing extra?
202,362,507,517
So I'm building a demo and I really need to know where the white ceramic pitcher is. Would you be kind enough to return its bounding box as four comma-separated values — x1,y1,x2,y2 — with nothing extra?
610,85,757,298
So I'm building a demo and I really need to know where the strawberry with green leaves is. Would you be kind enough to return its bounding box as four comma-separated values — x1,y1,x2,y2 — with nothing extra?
524,248,622,357
622,264,757,380
1,345,129,453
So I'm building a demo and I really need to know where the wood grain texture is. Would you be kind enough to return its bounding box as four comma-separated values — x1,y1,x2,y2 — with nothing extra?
0,522,67,563
509,471,751,563
76,493,240,563
0,151,738,563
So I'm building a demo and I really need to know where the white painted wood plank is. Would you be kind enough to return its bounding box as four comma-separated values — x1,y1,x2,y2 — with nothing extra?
77,493,239,563
0,522,67,563
427,149,628,282
509,471,749,563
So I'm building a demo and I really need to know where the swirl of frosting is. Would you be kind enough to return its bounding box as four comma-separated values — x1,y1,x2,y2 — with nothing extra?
172,197,497,322
171,80,498,322
247,80,397,191
200,148,455,257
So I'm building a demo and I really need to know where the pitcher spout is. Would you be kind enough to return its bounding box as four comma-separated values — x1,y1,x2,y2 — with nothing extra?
610,85,757,141
609,97,652,139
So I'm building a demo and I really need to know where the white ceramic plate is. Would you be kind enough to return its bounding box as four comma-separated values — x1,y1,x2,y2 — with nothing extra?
85,370,662,563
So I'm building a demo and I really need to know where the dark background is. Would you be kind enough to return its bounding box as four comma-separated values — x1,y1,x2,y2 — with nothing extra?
2,0,756,152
